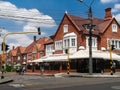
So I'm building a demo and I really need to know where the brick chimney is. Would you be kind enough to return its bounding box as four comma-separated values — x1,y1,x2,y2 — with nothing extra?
34,36,37,42
104,8,112,20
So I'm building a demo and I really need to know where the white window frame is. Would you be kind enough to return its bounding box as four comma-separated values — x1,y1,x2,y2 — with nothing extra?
107,39,120,50
112,24,117,32
23,55,26,60
46,44,54,56
63,37,77,48
63,38,70,48
17,56,20,61
63,24,68,33
86,36,97,48
55,40,62,50
63,32,77,54
71,38,76,46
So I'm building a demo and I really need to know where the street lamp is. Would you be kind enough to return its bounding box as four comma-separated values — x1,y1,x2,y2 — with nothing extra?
78,0,94,75
1,28,41,79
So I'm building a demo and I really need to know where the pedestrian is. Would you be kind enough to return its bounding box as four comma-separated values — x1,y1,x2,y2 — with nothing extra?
40,66,44,75
18,66,22,75
112,62,116,73
21,66,26,75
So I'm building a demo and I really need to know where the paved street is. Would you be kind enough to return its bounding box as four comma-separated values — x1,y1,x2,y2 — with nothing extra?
38,82,120,90
1,75,120,90
0,72,120,90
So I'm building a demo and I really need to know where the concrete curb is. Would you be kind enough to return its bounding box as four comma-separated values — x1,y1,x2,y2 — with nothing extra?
68,74,120,78
54,73,120,78
0,77,13,84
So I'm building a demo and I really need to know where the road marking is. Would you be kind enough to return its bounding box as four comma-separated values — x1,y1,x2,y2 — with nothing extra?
9,83,25,88
111,86,120,89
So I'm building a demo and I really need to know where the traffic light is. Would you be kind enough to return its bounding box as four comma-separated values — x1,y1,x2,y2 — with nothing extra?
5,44,9,51
1,42,9,51
38,27,41,35
65,49,68,54
111,45,115,50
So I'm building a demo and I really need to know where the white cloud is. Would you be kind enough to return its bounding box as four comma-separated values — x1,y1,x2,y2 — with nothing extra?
111,3,120,23
114,14,120,23
112,4,120,13
101,0,118,4
23,23,46,36
0,28,8,35
0,28,8,43
0,1,56,28
7,34,33,47
0,1,56,48
0,26,46,50
0,25,32,49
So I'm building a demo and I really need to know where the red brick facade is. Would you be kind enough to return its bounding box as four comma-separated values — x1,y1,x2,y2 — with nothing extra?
50,7,120,55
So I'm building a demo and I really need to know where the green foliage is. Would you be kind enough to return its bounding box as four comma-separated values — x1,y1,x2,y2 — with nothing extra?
6,65,14,72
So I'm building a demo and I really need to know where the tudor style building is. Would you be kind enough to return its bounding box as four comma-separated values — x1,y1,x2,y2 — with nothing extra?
43,7,120,73
7,46,26,66
45,8,120,56
3,36,50,68
1,7,120,73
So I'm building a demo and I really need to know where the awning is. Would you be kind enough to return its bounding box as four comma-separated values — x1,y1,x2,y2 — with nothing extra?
30,58,43,63
43,54,68,62
28,50,120,63
71,50,120,61
27,60,32,63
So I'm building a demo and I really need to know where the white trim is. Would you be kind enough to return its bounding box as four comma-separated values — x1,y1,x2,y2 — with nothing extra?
55,40,62,50
86,36,97,50
46,44,54,56
64,32,77,38
63,24,68,33
107,38,120,50
112,24,117,32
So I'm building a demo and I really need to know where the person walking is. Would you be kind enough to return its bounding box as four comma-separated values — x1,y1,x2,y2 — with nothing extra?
112,61,116,73
21,66,26,75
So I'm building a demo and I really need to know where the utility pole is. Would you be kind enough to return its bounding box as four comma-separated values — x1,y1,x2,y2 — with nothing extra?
65,46,70,74
109,42,115,75
67,47,70,74
88,6,93,75
1,28,41,79
78,0,94,75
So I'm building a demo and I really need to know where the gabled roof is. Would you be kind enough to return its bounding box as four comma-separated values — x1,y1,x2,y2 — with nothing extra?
68,14,110,33
44,38,53,45
98,18,120,34
25,37,50,53
11,47,18,56
18,46,26,54
25,41,35,53
10,46,26,56
98,19,112,33
52,13,116,38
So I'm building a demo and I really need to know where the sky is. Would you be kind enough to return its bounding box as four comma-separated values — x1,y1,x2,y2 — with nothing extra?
0,0,120,52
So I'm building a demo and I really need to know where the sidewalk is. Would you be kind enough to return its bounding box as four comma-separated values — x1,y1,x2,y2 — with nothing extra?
0,72,15,84
24,71,120,78
0,71,54,84
54,72,120,78
0,77,13,84
1,72,120,84
25,72,55,76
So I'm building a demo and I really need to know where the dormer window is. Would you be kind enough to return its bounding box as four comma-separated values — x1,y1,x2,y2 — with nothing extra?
63,24,68,33
112,24,117,32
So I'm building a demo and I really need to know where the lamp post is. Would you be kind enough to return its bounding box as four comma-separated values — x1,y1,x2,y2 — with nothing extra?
78,0,94,75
